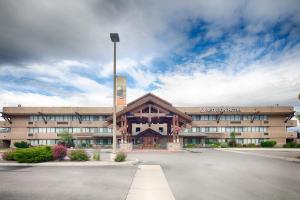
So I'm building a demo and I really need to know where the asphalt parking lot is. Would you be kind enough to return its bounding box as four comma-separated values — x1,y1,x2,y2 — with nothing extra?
0,165,137,200
130,149,300,200
1,149,300,200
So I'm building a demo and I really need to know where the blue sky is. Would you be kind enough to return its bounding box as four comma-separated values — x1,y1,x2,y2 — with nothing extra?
0,0,299,122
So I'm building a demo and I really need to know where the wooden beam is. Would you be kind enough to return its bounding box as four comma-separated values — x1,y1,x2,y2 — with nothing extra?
284,112,295,123
75,112,82,124
38,112,47,124
216,112,223,123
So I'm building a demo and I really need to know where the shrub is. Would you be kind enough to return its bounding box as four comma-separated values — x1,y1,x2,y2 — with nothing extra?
14,141,30,148
184,144,196,148
69,150,89,161
228,140,236,147
220,143,229,148
210,143,221,148
283,142,300,148
261,140,277,148
93,151,100,161
236,143,243,147
53,145,67,160
2,150,16,161
246,143,257,148
13,146,53,163
115,152,127,162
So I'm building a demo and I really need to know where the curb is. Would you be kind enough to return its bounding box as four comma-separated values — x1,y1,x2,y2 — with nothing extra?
0,158,139,167
216,149,300,163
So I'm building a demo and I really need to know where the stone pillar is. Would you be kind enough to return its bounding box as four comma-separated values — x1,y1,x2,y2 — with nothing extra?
167,142,181,151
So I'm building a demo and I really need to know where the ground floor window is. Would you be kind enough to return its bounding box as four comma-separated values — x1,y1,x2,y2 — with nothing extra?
183,138,204,144
73,139,92,147
95,138,112,145
225,138,266,145
29,139,58,146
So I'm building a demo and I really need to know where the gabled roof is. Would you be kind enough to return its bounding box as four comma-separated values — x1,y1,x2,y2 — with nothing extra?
115,93,192,122
135,128,164,138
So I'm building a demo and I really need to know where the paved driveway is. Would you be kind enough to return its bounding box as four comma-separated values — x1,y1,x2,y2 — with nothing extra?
128,149,300,200
0,149,300,200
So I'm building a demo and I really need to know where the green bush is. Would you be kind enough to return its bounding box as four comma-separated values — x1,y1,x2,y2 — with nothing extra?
283,142,300,148
220,143,229,148
246,143,257,148
184,144,197,148
69,150,89,161
261,140,277,148
13,146,53,163
93,151,100,161
210,143,221,148
14,141,30,148
114,152,127,162
2,150,16,161
228,140,236,147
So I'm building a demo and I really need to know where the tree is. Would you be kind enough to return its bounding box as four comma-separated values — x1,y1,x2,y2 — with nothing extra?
230,131,236,139
58,131,74,148
228,131,237,147
297,114,300,121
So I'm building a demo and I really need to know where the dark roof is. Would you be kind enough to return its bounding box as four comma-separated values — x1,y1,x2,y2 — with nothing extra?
115,93,192,122
135,128,164,138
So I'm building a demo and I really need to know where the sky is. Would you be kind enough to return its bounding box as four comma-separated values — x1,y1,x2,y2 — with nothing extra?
0,0,299,123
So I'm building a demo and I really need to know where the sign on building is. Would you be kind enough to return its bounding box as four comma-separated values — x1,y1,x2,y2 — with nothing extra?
116,76,126,107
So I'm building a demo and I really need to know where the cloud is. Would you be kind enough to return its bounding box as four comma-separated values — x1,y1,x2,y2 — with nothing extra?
153,44,300,107
0,0,300,132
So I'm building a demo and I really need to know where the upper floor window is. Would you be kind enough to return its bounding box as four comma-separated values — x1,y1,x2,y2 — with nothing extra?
0,128,11,133
185,126,268,133
191,115,267,121
29,115,107,122
29,127,112,134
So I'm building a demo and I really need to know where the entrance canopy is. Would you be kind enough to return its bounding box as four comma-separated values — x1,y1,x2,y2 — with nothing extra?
108,93,192,125
107,93,192,144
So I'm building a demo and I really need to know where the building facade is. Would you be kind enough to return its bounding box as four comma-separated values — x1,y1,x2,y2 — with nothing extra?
0,93,297,149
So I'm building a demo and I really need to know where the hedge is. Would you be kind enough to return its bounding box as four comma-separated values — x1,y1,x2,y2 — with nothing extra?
14,141,30,148
69,150,89,161
283,142,300,148
13,146,53,163
261,140,277,147
115,152,127,162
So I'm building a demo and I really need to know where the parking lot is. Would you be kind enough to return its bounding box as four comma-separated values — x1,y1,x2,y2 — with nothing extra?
1,149,300,200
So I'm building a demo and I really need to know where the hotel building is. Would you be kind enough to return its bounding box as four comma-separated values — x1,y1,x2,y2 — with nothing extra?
0,93,297,149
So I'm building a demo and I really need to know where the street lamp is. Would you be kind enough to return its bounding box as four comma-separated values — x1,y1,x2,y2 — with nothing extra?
110,33,119,156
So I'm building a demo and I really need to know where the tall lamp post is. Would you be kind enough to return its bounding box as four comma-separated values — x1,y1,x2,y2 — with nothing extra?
110,33,120,155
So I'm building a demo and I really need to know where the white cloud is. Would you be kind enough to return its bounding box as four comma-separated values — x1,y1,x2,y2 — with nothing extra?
152,46,300,107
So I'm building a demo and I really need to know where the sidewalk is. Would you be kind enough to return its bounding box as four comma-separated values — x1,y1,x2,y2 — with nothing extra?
126,165,175,200
0,158,139,167
217,148,300,162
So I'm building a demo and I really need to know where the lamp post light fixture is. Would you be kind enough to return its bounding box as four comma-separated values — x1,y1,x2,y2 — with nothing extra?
110,33,120,156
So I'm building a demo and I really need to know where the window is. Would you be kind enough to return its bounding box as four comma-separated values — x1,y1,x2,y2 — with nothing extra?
0,128,11,133
159,127,163,133
30,140,39,145
209,127,217,132
136,127,141,132
208,115,216,120
73,128,81,133
201,115,209,120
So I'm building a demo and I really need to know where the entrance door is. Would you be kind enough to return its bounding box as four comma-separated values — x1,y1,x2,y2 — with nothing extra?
142,136,159,149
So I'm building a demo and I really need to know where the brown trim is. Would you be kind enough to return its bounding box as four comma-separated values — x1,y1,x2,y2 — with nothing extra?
108,93,192,123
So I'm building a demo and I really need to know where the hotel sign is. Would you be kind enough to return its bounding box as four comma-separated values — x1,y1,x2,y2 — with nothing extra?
200,107,240,113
